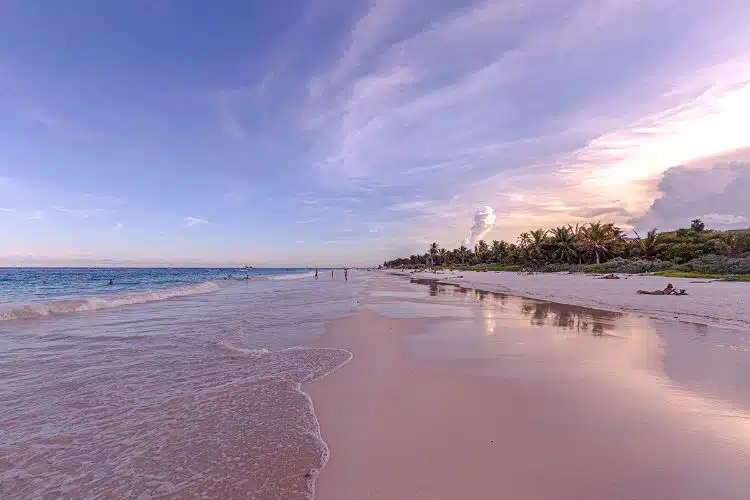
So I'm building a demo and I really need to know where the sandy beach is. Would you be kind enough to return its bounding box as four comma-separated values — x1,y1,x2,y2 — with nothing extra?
409,270,750,331
308,272,750,499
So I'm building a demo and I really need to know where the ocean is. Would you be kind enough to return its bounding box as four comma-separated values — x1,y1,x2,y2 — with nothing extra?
0,267,363,498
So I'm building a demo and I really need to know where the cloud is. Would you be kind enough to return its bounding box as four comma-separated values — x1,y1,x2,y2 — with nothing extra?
29,210,45,220
463,206,496,245
630,155,750,231
52,205,107,218
115,222,124,229
0,207,15,212
298,0,750,246
184,216,208,227
296,217,322,224
700,213,748,226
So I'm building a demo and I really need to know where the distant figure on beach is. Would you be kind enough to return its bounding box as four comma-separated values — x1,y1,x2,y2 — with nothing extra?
332,270,334,279
107,279,113,286
315,269,318,280
638,283,677,295
344,268,348,281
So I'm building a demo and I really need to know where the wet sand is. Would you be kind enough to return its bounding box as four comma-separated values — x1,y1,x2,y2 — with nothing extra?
409,270,750,331
308,275,750,499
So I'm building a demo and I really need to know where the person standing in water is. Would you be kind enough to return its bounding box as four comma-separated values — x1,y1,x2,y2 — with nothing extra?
315,269,318,280
344,268,348,281
331,269,334,279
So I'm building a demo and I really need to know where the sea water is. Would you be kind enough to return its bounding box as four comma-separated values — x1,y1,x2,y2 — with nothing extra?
0,268,363,498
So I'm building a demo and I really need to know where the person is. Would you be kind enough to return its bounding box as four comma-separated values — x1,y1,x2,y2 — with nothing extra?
637,283,675,295
344,268,348,281
107,279,114,286
332,270,334,279
315,269,319,280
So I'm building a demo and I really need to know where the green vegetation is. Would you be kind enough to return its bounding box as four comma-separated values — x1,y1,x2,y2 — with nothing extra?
652,271,750,281
383,220,750,277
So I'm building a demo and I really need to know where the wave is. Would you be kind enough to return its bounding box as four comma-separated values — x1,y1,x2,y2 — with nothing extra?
0,281,221,321
270,271,315,280
214,341,272,357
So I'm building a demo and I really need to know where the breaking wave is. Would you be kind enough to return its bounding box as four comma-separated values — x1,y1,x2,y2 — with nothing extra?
0,281,221,321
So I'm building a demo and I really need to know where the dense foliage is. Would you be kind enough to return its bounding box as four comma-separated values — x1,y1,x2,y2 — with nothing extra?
383,220,750,275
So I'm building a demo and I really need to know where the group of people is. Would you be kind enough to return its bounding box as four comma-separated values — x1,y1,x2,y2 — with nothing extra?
314,268,348,281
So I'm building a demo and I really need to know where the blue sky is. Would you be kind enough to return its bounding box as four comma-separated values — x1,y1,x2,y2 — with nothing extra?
1,0,750,266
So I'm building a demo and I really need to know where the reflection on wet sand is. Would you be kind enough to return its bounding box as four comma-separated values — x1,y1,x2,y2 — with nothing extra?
404,276,750,458
412,278,623,337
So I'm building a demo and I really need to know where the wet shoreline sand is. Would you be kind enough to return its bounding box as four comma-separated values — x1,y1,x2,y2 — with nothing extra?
308,274,750,499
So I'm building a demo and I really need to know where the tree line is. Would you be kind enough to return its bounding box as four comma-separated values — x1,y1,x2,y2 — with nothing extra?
383,219,750,270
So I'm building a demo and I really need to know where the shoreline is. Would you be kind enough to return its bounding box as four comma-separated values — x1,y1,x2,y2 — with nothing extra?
307,273,750,499
403,270,750,331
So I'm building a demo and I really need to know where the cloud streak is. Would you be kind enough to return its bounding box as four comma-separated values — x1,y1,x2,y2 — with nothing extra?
184,216,208,227
299,0,750,245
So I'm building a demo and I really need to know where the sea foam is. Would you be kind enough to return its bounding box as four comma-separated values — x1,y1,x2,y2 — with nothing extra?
0,280,221,321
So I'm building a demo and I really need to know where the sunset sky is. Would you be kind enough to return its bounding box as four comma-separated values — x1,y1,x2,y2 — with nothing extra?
1,0,749,266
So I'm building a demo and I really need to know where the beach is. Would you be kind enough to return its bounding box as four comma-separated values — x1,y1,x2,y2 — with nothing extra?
309,272,750,499
3,268,750,498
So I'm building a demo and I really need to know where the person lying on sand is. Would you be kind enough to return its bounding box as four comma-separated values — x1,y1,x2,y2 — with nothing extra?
637,283,687,295
637,283,674,295
597,274,620,279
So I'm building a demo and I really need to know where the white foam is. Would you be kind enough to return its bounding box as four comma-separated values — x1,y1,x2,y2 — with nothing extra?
0,281,221,321
271,271,315,280
215,342,272,357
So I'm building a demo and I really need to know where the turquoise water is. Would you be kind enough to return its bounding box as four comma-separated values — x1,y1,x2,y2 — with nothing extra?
0,267,313,320
0,267,364,498
0,267,309,305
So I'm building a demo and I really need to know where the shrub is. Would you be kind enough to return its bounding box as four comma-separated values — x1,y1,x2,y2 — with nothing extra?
677,255,750,274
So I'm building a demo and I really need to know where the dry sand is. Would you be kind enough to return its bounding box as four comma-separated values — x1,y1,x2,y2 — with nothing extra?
410,270,750,331
307,274,750,500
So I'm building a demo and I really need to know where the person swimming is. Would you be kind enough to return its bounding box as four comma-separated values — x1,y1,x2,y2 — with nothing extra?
107,279,114,286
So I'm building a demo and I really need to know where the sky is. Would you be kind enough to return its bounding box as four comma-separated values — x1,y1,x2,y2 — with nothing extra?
1,0,750,267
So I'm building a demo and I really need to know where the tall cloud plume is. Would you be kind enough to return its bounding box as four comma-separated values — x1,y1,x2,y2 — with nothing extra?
464,206,496,246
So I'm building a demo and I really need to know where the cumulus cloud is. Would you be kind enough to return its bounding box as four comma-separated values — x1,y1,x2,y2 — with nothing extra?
630,155,750,231
298,0,750,245
463,206,496,245
184,216,208,227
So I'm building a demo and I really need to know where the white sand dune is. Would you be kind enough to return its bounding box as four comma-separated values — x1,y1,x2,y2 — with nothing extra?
410,271,750,331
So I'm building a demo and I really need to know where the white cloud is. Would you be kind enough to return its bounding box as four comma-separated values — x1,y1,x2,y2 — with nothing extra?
52,205,106,218
631,155,750,231
184,216,208,227
300,0,750,246
29,210,45,220
115,222,124,229
701,213,748,225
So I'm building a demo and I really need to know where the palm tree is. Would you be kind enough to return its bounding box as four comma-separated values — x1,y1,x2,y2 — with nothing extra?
714,232,744,256
633,229,662,259
438,247,447,265
549,226,579,263
517,232,532,248
528,229,549,261
458,244,469,264
429,242,439,258
490,240,508,263
580,222,619,264
476,240,490,262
